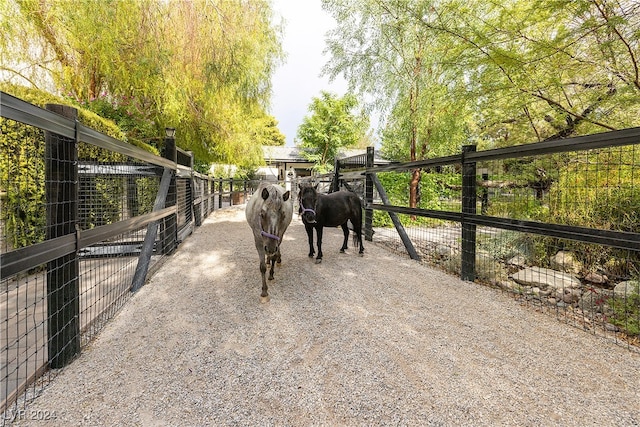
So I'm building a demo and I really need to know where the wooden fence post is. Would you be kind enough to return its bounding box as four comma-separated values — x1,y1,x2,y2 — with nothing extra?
45,104,80,368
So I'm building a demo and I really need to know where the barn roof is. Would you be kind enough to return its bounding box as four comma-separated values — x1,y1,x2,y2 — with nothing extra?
261,146,391,165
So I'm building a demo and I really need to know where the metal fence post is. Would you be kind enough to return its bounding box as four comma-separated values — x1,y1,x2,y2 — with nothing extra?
187,151,195,226
131,168,172,292
194,174,203,227
364,147,374,241
218,178,223,208
461,145,477,281
45,104,80,368
243,180,247,201
481,171,489,215
160,128,177,255
207,177,212,214
332,158,341,192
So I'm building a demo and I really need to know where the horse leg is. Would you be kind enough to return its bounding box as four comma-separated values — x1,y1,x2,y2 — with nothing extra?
268,254,276,280
315,226,323,263
305,224,315,258
340,222,349,253
354,216,365,255
259,256,269,303
253,239,270,303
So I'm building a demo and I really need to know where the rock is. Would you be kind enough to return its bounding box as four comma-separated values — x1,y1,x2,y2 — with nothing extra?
550,251,583,275
584,271,608,284
613,280,640,299
506,255,527,269
605,323,620,332
510,267,581,291
557,287,581,304
435,244,453,258
578,288,613,313
499,280,514,291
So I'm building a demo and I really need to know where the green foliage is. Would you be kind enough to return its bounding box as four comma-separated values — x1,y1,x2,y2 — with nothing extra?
323,0,640,156
2,0,283,166
0,118,46,249
1,85,160,249
485,196,550,222
193,158,211,175
234,166,259,181
610,289,640,337
547,147,640,232
297,91,369,171
371,170,460,227
79,95,158,148
254,114,286,146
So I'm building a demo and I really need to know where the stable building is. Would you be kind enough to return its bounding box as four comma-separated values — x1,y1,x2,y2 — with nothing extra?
258,145,389,183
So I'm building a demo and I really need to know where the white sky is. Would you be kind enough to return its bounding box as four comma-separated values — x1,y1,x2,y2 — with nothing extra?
269,0,348,147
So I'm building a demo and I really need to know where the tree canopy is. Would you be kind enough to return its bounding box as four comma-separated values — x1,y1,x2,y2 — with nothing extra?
322,0,640,155
0,0,284,166
297,91,369,173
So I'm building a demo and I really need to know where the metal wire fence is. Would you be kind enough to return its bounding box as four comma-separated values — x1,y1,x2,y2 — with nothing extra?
0,93,246,422
3,90,639,423
315,132,640,353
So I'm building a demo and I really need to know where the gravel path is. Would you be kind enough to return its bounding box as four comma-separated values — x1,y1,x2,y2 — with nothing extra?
10,205,640,426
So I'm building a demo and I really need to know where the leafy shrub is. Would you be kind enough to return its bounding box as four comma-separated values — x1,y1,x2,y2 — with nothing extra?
0,120,46,249
610,292,640,337
372,169,459,228
1,84,160,249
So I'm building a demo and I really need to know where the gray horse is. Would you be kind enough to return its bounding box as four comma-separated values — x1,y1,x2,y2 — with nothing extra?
245,182,293,302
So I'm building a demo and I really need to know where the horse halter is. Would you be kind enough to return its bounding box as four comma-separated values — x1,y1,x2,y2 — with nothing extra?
299,203,316,216
257,214,280,241
299,191,316,216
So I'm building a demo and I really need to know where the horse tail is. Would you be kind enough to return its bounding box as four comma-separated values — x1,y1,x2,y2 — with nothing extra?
352,230,361,247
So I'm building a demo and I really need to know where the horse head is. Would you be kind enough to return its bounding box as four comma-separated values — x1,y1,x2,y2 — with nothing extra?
259,186,291,256
298,183,319,224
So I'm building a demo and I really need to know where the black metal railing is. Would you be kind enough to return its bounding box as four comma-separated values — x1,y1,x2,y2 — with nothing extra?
313,130,640,352
0,92,245,420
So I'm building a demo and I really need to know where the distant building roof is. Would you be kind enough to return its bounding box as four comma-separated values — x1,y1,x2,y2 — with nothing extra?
262,146,306,163
262,146,390,165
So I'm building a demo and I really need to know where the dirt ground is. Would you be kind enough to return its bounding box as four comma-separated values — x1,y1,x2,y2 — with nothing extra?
9,205,640,426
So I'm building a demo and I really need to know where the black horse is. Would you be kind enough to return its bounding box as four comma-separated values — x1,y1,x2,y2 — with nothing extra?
298,184,364,263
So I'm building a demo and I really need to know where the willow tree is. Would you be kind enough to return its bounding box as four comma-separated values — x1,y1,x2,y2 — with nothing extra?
324,0,639,148
0,0,284,166
421,0,640,146
161,0,283,165
322,0,639,208
322,0,473,208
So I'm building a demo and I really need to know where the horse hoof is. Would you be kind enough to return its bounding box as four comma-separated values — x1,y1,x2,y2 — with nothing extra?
260,295,270,303
315,259,322,264
340,249,346,253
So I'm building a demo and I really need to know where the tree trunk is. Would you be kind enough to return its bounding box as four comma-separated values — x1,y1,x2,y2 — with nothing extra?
409,168,421,212
408,55,422,218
